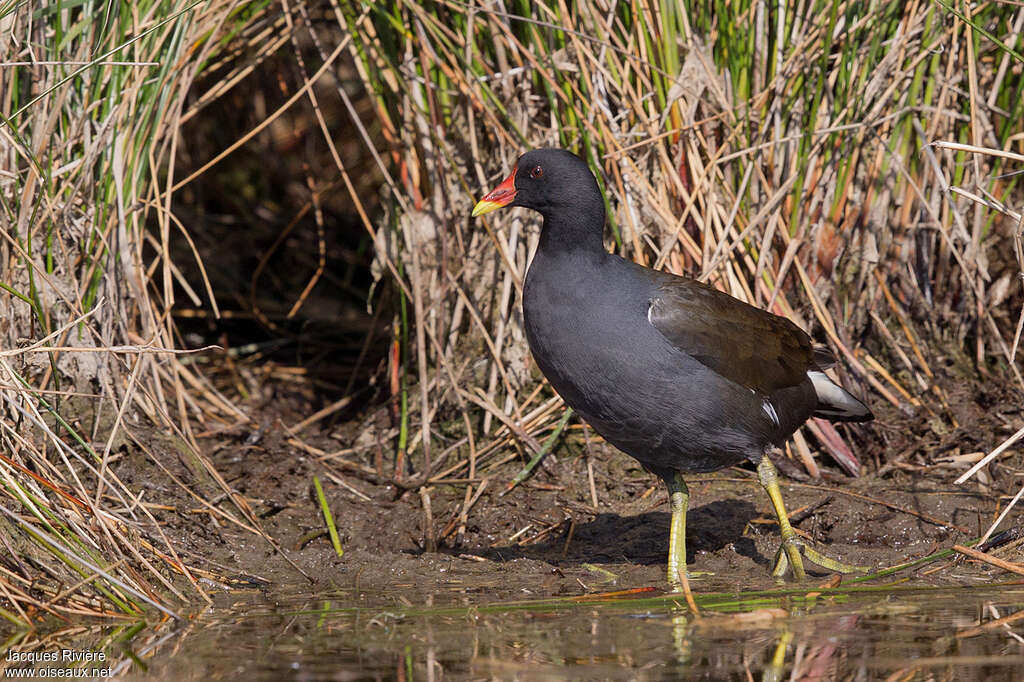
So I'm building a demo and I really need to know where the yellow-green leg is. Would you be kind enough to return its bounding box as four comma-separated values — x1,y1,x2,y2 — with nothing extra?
757,456,868,580
665,472,689,587
757,457,807,580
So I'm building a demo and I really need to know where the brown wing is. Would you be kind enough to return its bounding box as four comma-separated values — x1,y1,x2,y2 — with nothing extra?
647,278,815,394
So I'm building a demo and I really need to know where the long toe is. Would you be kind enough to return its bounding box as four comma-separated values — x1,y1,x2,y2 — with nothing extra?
772,541,869,579
802,546,870,574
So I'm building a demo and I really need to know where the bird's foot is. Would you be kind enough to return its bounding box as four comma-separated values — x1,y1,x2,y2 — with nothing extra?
757,457,869,581
582,563,619,584
668,567,713,590
770,538,869,580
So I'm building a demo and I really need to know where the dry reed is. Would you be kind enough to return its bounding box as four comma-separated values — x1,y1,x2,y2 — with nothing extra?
3,0,1024,628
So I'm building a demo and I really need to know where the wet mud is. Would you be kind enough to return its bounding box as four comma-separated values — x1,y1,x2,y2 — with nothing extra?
114,394,1014,600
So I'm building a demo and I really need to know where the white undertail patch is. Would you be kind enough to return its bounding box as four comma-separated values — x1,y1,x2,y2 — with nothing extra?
808,370,863,417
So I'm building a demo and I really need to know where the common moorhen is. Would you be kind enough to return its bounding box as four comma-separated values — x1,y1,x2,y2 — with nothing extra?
472,148,872,584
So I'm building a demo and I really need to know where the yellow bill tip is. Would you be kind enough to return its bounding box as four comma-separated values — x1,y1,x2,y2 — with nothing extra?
471,199,504,217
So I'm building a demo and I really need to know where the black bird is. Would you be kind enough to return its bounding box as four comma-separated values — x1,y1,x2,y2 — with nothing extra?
472,148,872,584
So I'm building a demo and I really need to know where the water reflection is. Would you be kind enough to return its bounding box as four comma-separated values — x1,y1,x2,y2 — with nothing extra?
2,584,1024,680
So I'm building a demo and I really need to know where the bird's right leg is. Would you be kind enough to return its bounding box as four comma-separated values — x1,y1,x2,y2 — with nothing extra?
665,471,689,588
757,456,807,581
758,456,868,579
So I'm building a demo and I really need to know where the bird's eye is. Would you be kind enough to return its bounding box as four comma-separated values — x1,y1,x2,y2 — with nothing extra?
529,165,544,179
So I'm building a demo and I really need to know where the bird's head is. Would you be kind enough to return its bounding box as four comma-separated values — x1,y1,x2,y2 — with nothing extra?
472,148,600,219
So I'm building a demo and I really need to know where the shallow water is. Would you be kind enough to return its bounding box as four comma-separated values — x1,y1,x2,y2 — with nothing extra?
4,582,1024,680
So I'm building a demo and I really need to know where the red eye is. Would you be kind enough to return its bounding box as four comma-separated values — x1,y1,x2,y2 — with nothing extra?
529,165,544,179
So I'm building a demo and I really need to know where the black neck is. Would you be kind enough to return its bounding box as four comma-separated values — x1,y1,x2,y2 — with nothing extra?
538,200,607,256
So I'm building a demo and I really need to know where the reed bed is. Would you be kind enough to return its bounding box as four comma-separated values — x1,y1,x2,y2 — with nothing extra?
0,2,280,627
3,0,1024,628
336,0,1024,498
